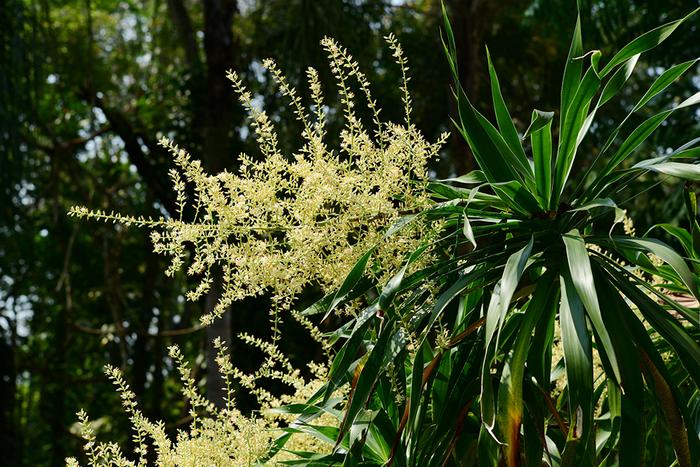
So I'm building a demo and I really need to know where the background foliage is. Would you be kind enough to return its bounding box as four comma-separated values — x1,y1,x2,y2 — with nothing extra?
1,0,699,465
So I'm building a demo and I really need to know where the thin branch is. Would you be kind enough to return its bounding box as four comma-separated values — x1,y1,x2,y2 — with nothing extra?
86,94,179,216
72,321,204,338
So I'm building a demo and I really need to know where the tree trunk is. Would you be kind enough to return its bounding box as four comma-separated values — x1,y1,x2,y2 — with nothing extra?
201,0,238,409
445,0,485,176
0,333,19,466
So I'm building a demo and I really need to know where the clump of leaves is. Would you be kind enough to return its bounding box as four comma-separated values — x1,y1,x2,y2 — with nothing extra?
292,4,700,466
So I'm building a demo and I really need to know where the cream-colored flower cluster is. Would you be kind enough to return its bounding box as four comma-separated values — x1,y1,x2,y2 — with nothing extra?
67,36,442,466
67,339,343,467
69,35,447,329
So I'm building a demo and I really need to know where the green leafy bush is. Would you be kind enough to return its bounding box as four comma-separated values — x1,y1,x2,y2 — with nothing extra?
292,5,700,466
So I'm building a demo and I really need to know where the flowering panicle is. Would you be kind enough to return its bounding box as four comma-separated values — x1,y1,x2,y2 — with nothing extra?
385,33,412,127
69,340,342,466
306,66,326,139
167,346,216,426
104,365,150,466
70,38,447,327
68,36,444,466
321,37,385,147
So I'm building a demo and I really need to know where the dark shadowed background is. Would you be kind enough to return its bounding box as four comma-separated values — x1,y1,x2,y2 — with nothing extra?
1,0,699,464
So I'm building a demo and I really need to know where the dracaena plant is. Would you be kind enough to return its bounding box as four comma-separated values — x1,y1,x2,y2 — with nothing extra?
288,5,700,467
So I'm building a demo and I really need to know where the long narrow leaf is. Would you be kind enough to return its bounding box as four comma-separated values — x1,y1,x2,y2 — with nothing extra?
633,58,699,113
336,323,398,446
560,14,583,129
559,268,594,463
481,238,534,433
562,230,621,383
554,67,601,207
644,162,700,181
578,59,699,199
530,110,554,207
486,47,534,188
442,8,522,185
598,7,700,76
590,91,700,199
497,275,558,466
611,236,700,301
599,54,640,106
